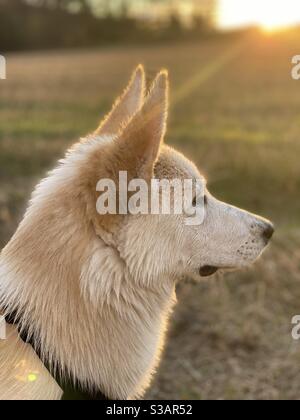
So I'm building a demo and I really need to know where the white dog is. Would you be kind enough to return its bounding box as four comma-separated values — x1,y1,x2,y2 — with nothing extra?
0,66,274,400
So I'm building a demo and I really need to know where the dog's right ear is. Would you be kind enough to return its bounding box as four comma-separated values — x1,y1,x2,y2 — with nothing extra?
95,65,145,137
114,70,169,181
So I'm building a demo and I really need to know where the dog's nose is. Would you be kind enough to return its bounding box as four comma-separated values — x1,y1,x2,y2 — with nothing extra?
262,223,274,241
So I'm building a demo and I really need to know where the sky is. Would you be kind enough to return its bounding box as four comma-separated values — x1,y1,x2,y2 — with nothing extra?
218,0,300,30
90,0,300,31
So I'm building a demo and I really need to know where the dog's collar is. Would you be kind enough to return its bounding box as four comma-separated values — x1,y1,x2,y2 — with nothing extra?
5,312,110,400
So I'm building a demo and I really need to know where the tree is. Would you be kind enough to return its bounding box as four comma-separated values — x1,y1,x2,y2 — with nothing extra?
25,0,92,13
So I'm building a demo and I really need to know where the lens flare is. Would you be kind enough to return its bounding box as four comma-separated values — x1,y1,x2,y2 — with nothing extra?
219,0,300,31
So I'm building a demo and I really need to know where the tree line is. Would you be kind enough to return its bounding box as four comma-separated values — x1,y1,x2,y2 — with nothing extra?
0,0,216,52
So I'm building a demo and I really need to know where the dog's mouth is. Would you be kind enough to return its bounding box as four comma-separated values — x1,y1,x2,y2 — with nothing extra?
199,266,219,277
199,265,239,277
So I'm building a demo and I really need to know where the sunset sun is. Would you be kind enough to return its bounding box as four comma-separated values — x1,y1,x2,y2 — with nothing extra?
219,0,300,31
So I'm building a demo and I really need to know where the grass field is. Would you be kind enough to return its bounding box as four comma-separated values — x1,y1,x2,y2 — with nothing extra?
1,31,300,399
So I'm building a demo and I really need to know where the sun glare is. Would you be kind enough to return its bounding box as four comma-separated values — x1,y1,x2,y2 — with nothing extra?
219,0,300,31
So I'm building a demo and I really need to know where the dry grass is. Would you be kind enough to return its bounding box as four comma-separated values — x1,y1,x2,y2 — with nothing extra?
1,31,300,399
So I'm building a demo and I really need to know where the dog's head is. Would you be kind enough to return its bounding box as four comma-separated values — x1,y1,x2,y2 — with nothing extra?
13,66,273,298
77,65,274,285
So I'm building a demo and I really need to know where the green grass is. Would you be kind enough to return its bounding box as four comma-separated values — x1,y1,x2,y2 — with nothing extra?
1,32,300,399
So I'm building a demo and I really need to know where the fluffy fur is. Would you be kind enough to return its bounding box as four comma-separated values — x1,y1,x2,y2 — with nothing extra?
0,66,273,400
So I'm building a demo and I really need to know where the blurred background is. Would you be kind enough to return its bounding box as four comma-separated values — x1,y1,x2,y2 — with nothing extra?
1,0,300,400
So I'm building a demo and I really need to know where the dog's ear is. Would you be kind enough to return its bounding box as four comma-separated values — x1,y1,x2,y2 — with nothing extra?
115,70,169,180
95,65,145,137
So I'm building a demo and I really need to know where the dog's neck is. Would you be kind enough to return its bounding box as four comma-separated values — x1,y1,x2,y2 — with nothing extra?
0,141,177,399
0,204,176,399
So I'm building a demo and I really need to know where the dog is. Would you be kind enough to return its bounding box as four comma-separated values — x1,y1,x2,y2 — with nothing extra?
0,66,274,400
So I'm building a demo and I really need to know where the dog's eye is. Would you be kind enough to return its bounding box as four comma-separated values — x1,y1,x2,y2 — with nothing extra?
192,195,208,207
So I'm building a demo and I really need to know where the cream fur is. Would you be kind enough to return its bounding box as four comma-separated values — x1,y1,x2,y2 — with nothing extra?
0,66,273,400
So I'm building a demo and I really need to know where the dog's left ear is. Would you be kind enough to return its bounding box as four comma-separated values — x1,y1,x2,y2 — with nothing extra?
115,70,169,180
95,65,145,137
